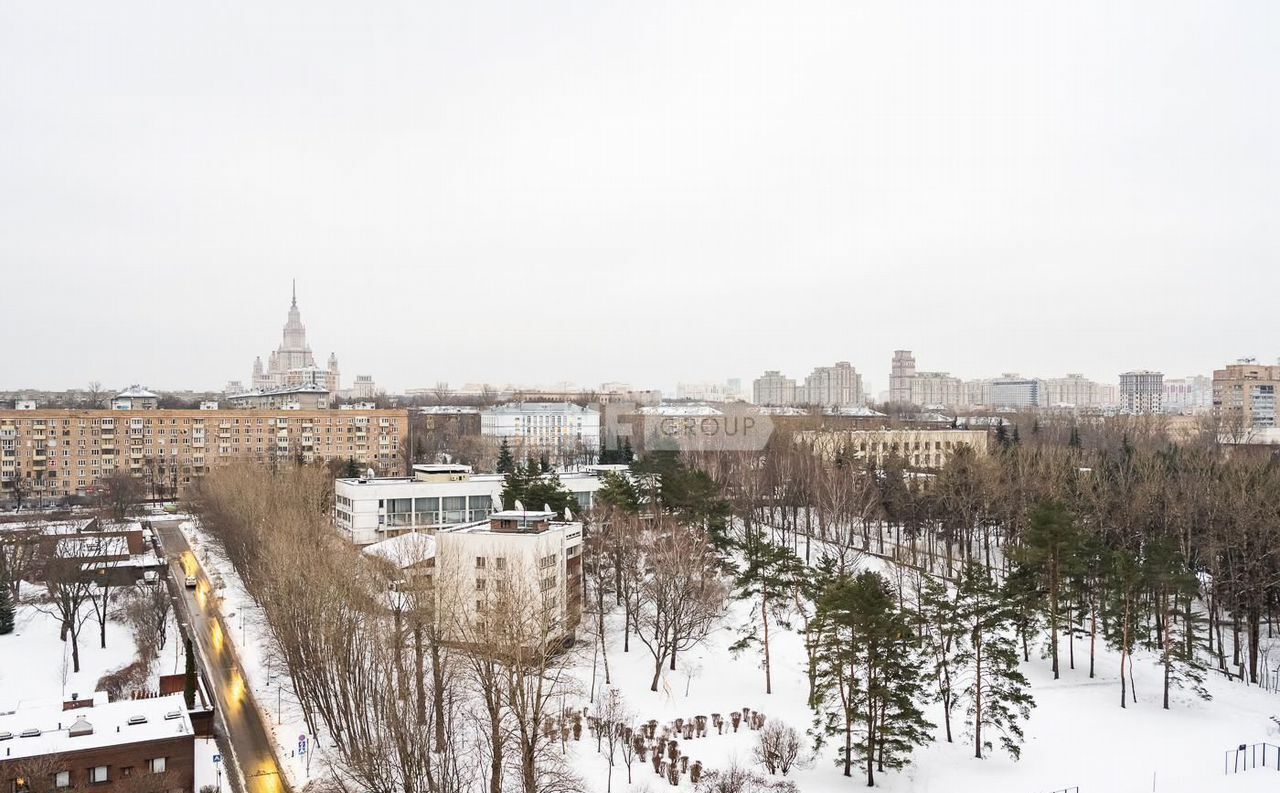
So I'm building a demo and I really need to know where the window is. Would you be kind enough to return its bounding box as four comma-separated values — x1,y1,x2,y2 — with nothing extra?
495,557,506,571
148,758,166,774
90,766,108,784
475,557,486,569
475,580,486,591
54,771,70,788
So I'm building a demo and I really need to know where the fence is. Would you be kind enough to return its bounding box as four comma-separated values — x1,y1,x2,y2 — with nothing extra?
1224,742,1280,774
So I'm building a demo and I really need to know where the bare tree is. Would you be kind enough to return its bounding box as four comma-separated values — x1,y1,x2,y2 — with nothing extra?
595,688,632,793
29,547,94,672
753,720,802,776
632,518,728,691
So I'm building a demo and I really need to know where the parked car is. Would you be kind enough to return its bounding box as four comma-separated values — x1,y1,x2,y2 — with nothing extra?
185,575,197,589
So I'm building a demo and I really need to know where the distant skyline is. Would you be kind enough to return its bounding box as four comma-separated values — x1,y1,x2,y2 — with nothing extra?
3,1,1277,394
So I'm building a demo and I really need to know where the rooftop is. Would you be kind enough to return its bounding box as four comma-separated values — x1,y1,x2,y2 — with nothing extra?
229,383,329,398
364,531,437,568
0,693,193,761
482,402,598,415
114,386,158,399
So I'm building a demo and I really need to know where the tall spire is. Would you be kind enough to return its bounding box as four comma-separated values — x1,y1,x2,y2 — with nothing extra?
292,278,297,308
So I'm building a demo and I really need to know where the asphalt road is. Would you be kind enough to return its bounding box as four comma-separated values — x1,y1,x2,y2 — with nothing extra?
153,518,288,793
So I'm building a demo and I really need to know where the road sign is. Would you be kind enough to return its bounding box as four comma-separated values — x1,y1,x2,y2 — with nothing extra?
212,754,221,764
298,735,308,755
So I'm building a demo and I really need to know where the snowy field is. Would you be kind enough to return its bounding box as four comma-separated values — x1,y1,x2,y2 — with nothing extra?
0,596,137,707
563,582,1280,793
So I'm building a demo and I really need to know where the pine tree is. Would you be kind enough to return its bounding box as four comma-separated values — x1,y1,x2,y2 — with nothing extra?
729,526,804,695
0,573,14,635
1068,425,1082,448
539,452,551,473
1103,549,1145,708
496,439,515,474
951,562,1034,760
621,437,634,464
1017,501,1078,679
183,637,196,709
1143,538,1210,708
993,423,1009,449
917,575,961,743
343,456,360,478
812,571,933,786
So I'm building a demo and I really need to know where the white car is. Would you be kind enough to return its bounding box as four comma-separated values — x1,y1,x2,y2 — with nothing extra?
184,575,197,589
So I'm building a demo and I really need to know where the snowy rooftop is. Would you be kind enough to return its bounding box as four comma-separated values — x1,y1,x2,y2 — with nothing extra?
418,406,480,414
0,693,193,761
639,404,723,416
482,402,597,415
0,518,96,536
363,532,437,568
229,383,329,398
114,385,158,399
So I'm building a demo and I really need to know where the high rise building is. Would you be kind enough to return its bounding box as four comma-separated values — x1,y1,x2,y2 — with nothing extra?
248,282,341,394
1042,374,1113,408
1119,370,1164,414
889,351,916,404
798,361,864,408
1213,361,1280,429
1162,375,1213,414
985,375,1043,410
752,370,798,406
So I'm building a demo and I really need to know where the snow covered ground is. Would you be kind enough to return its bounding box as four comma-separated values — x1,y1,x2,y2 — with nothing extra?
563,582,1280,792
0,597,137,707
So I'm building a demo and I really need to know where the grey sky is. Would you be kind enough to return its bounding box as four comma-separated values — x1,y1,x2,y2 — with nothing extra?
2,1,1276,395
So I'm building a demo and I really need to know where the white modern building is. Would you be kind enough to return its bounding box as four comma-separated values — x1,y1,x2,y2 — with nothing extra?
1120,370,1164,414
335,463,610,545
480,402,600,463
365,509,584,646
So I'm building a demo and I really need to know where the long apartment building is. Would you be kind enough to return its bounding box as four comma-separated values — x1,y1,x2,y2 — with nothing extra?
334,463,612,545
798,428,989,469
0,408,408,502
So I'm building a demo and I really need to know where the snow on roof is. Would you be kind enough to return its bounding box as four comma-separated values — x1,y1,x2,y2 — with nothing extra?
829,405,887,417
482,402,597,415
418,406,480,414
0,518,96,536
363,532,437,568
638,404,723,416
0,693,192,761
114,385,158,399
230,383,329,398
56,535,130,558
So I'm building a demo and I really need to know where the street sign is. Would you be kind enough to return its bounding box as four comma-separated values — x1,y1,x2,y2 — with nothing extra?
298,735,308,755
212,754,221,764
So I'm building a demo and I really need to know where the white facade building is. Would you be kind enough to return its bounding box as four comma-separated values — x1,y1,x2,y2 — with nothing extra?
480,402,600,463
334,463,609,545
1120,370,1164,414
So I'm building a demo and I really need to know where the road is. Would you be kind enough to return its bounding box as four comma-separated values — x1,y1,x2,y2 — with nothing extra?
152,518,289,793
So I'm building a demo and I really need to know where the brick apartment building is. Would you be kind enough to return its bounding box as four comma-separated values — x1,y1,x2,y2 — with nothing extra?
0,693,196,793
0,408,409,503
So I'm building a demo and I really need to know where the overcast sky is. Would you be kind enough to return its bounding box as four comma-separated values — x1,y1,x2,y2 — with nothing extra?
2,1,1276,395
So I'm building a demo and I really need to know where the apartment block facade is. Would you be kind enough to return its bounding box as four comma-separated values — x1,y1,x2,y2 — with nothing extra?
1213,362,1280,430
0,408,408,502
1119,370,1164,415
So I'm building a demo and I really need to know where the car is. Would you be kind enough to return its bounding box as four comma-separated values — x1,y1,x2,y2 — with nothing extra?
142,570,159,585
185,575,197,589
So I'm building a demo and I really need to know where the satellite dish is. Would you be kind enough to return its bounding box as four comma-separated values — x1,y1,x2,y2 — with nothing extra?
491,494,502,511
565,507,574,521
514,499,525,511
543,503,551,513
366,468,375,478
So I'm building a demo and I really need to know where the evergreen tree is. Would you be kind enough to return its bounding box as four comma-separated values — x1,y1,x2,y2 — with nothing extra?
496,439,515,473
1010,426,1021,445
951,563,1034,760
812,571,932,786
0,573,14,635
1017,501,1078,679
729,526,804,694
183,637,196,709
1142,539,1210,708
343,456,360,478
917,575,961,743
993,422,1009,449
539,452,551,473
597,471,641,513
620,437,634,463
1068,425,1082,448
1103,549,1145,708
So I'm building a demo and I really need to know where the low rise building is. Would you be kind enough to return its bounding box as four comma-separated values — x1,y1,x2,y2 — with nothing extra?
798,428,989,469
335,463,609,545
227,384,331,410
480,403,599,465
365,509,583,647
111,387,158,411
0,693,195,793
